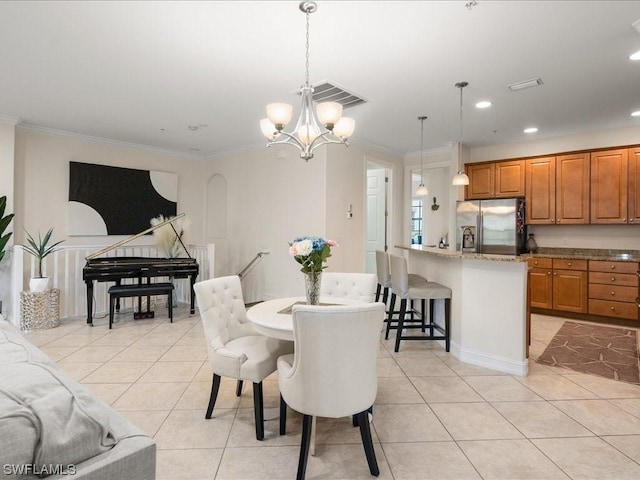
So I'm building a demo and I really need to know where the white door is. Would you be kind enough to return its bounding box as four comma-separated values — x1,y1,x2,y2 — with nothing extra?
365,168,388,273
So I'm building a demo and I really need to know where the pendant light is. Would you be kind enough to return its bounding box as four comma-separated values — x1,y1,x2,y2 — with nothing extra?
260,2,355,161
415,116,428,196
451,81,470,186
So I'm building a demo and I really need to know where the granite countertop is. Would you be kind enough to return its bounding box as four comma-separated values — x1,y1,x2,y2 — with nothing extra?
397,245,640,263
396,245,528,262
525,248,640,263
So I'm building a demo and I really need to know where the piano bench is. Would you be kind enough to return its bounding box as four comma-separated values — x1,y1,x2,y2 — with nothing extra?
108,282,174,329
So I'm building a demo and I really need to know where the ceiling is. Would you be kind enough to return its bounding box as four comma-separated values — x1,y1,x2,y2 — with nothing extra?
1,1,639,159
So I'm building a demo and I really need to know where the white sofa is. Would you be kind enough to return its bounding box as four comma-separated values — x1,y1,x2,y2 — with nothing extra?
0,316,156,479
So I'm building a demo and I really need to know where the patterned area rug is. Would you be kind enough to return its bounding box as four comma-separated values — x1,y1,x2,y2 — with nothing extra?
537,321,640,384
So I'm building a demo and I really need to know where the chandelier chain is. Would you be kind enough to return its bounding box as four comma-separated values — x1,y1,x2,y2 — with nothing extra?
305,8,310,86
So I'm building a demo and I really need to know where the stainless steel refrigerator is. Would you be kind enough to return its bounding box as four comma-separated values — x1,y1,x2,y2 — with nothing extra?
455,198,526,255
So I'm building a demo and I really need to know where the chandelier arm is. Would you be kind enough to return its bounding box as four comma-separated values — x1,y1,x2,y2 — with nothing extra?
308,134,348,151
267,131,306,150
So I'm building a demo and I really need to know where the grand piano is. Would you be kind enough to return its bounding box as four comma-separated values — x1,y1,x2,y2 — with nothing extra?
82,214,199,325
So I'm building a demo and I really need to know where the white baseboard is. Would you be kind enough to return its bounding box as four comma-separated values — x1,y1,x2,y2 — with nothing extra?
450,341,529,376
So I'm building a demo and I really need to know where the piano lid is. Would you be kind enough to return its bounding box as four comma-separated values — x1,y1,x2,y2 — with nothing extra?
85,213,191,261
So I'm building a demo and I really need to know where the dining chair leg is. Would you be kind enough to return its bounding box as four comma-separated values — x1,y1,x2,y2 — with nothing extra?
205,373,221,419
280,394,287,435
375,283,381,302
236,380,244,397
297,414,314,480
394,298,407,352
357,409,379,476
421,299,426,332
385,293,396,340
252,382,265,441
382,287,389,308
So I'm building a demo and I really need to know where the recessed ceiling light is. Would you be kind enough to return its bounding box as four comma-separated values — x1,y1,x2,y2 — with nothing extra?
524,127,538,133
630,50,640,61
632,111,640,117
507,78,543,91
475,101,492,109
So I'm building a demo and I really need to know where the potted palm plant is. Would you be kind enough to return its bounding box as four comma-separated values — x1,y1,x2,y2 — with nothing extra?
23,228,64,292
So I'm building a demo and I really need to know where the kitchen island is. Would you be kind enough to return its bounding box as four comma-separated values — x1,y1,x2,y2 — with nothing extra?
396,245,529,376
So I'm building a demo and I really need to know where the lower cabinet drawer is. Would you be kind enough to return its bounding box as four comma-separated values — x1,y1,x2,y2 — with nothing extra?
588,284,638,303
588,272,638,287
588,299,638,320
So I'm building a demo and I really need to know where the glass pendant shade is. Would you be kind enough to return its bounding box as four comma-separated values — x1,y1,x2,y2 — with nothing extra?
316,102,343,127
266,103,293,129
415,183,428,196
333,117,355,138
260,119,279,140
452,171,470,186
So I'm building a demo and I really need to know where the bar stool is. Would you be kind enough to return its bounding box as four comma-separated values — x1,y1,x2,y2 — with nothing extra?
388,254,451,353
375,250,392,305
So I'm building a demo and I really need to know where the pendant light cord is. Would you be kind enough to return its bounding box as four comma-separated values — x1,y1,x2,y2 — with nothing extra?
420,117,425,182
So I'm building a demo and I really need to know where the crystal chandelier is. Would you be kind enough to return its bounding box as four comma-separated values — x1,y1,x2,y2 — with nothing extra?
415,116,428,196
451,81,470,186
260,1,355,161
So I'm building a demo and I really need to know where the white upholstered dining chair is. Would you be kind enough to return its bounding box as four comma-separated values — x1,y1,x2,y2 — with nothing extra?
278,303,385,480
319,272,378,302
194,275,293,441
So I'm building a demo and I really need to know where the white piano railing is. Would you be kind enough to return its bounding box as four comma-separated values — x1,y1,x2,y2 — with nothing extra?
10,244,211,323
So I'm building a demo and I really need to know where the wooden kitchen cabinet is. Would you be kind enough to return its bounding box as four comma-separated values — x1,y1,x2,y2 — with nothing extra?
590,149,628,224
495,160,525,198
552,258,588,313
465,159,525,200
588,260,639,321
528,257,553,309
627,147,640,224
525,157,556,224
465,163,494,199
556,153,590,224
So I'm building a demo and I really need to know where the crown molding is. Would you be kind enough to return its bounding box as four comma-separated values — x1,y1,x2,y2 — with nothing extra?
16,123,205,160
0,115,21,126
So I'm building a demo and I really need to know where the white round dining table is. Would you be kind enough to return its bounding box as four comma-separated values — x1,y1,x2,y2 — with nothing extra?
246,296,363,341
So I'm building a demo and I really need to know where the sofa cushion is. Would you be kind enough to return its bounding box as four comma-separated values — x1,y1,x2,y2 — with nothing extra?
0,361,118,469
0,319,118,471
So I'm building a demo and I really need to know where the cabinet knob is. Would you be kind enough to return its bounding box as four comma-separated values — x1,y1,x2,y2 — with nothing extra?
548,271,552,275
611,265,615,269
630,218,634,223
611,277,616,281
610,306,615,311
567,262,572,267
623,218,626,222
611,291,615,295
553,272,557,276
534,261,538,265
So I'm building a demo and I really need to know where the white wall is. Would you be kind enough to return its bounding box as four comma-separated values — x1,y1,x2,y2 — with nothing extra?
469,125,640,251
0,120,16,315
13,128,204,248
203,141,404,302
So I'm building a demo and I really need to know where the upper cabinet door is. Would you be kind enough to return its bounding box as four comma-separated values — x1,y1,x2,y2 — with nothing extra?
557,153,590,224
525,157,556,224
465,163,495,199
495,160,525,198
590,149,628,224
628,147,640,224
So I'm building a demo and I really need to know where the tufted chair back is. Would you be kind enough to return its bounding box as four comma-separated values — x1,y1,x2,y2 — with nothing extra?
194,275,258,375
319,272,377,302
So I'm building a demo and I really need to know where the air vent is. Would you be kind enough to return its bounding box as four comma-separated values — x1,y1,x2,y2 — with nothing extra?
298,82,366,108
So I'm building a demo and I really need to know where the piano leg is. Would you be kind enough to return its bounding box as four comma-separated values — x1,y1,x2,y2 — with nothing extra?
86,281,94,325
190,274,196,314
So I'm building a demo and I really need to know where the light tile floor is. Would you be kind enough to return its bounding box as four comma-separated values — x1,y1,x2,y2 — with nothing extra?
23,309,640,480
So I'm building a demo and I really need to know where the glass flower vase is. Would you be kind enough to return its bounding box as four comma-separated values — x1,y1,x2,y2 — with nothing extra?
304,271,322,305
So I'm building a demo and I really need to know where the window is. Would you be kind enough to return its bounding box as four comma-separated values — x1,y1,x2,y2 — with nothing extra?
411,199,423,245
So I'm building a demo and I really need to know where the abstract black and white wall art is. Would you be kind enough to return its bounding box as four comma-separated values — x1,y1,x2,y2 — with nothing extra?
68,162,178,236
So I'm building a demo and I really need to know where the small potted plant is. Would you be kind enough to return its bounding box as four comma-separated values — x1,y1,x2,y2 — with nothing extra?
23,228,64,292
